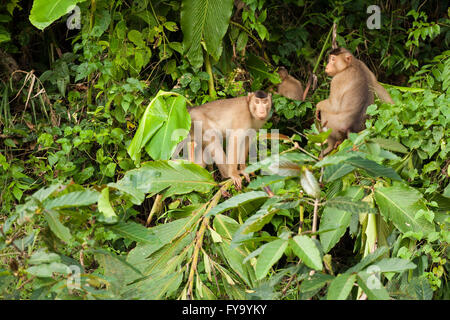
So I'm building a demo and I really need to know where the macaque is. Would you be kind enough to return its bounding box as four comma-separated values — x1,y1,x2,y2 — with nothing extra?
277,67,304,101
316,47,394,155
182,91,272,189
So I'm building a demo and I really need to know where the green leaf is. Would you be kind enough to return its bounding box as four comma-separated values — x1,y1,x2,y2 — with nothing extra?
300,273,334,292
290,236,323,270
345,157,402,181
113,160,216,198
319,187,364,253
44,209,72,242
326,273,356,300
345,247,389,274
26,262,70,278
128,91,189,163
181,0,233,67
371,138,408,154
44,190,99,210
374,185,435,236
97,187,118,224
323,163,355,182
145,95,191,160
28,249,61,265
255,239,288,280
240,206,276,234
29,0,85,30
207,191,268,217
356,271,390,300
213,214,241,240
108,222,161,244
372,258,416,273
325,196,377,214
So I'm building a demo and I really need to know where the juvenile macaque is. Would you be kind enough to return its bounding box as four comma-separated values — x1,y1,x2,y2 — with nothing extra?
182,91,272,189
316,47,394,155
277,67,304,101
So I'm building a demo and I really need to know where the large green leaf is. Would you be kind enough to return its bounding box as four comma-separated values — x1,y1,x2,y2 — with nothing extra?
108,222,161,245
145,95,191,160
356,271,390,300
290,236,323,270
255,239,288,280
345,157,402,181
373,258,416,273
44,209,72,243
325,196,377,214
29,0,85,30
97,187,118,224
374,185,435,235
323,163,355,182
319,187,364,253
44,190,99,209
207,191,268,217
128,91,190,163
181,0,233,68
112,160,216,198
326,273,356,300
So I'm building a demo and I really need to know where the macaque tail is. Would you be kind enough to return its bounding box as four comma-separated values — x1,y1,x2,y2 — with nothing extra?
372,82,394,104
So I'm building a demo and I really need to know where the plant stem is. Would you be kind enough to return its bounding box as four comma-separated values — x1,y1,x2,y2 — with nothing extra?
204,51,217,98
186,180,233,298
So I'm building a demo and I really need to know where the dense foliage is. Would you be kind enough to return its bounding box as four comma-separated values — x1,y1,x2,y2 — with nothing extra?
0,0,448,300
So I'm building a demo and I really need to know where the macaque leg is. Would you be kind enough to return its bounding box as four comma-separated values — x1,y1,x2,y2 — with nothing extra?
238,137,251,183
321,136,337,157
226,133,247,190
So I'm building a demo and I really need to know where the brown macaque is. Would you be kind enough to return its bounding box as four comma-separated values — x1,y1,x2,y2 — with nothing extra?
316,47,394,155
184,90,272,189
277,67,304,101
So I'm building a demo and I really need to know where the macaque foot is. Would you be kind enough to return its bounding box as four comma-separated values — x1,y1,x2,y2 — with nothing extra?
221,189,231,198
230,174,242,190
239,170,251,183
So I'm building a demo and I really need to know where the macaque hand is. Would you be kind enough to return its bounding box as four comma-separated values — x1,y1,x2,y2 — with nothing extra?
230,174,242,190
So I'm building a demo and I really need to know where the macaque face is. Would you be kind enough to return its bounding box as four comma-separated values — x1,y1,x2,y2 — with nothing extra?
249,93,272,121
278,68,289,80
325,54,351,76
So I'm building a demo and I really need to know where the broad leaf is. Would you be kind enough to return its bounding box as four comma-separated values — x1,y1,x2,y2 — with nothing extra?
345,157,402,181
255,239,288,280
290,236,323,270
108,222,161,244
319,187,364,253
326,273,356,300
44,209,72,243
113,160,216,198
207,191,268,217
44,190,99,209
356,271,390,300
29,0,85,30
372,258,416,273
181,0,233,67
374,185,435,235
97,187,118,224
145,95,191,160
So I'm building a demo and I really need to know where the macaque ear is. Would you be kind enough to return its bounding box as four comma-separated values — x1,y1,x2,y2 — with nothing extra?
345,54,353,64
247,92,254,103
268,93,272,99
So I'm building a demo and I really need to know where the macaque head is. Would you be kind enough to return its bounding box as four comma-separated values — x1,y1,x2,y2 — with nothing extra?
325,47,353,77
278,67,289,80
248,90,272,121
